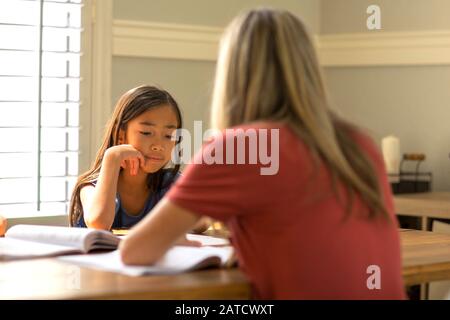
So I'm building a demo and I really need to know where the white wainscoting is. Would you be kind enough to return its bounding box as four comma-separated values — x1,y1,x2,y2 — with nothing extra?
317,31,450,67
113,19,450,67
113,20,221,61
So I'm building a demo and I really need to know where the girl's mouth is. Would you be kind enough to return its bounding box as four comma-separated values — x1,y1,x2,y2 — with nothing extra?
145,156,165,162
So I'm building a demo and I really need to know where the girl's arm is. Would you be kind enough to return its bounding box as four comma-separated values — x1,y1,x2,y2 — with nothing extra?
119,197,201,265
81,145,144,230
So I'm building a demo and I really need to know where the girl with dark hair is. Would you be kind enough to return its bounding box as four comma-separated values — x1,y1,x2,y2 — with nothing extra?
69,85,183,230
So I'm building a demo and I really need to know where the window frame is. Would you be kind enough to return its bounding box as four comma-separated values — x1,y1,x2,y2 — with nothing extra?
3,0,113,226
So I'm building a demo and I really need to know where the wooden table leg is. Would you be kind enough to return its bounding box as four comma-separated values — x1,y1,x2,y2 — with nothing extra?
421,216,429,231
419,217,430,300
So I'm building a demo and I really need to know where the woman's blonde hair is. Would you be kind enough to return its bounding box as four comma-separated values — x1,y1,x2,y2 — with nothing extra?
69,85,183,226
211,8,389,219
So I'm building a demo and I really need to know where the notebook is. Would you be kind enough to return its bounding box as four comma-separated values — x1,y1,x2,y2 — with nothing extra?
0,224,120,261
58,246,235,276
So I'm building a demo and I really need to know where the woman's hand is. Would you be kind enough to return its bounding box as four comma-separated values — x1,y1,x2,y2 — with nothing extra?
105,144,146,176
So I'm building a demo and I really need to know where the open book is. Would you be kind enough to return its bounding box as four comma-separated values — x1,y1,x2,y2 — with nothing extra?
113,229,230,247
0,224,232,266
0,224,120,261
58,246,235,276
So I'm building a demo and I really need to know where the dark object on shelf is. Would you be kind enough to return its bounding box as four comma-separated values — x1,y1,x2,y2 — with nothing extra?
389,153,432,194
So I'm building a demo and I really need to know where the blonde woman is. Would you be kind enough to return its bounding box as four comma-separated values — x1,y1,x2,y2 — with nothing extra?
119,8,405,299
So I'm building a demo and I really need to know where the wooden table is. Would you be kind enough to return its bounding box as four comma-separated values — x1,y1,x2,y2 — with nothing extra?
0,258,251,300
401,228,450,286
394,192,450,231
1,229,450,299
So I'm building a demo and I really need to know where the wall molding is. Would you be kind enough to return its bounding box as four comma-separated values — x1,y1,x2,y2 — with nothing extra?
113,20,221,61
113,19,450,67
317,31,450,67
79,0,113,170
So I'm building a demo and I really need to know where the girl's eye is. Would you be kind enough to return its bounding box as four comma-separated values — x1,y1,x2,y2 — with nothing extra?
165,135,173,139
140,131,152,136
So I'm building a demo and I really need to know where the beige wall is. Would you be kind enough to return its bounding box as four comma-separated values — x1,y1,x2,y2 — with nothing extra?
112,57,215,138
320,0,450,33
325,67,450,191
114,0,320,32
321,0,450,191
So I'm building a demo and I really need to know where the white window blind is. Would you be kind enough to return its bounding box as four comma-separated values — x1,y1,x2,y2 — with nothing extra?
0,0,82,216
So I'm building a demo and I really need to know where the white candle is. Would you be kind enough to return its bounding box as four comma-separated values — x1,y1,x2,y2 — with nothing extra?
381,135,401,175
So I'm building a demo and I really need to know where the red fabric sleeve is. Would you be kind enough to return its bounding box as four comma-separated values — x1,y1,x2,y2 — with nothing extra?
165,137,248,222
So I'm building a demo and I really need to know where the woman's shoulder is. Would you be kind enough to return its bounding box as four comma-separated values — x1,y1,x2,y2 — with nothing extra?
210,121,291,146
229,120,288,131
350,128,381,156
339,123,384,167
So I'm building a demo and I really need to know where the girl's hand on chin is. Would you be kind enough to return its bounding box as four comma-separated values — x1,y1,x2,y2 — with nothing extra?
105,144,146,176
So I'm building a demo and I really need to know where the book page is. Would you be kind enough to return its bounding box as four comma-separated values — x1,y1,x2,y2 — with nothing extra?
113,231,230,247
90,232,121,250
5,225,118,252
155,246,234,270
0,237,79,261
186,234,230,246
59,246,235,276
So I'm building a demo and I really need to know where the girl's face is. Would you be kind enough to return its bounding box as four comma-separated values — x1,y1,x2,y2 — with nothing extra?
121,104,179,173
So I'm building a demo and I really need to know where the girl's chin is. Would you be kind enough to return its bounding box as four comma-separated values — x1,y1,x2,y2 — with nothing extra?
141,164,166,173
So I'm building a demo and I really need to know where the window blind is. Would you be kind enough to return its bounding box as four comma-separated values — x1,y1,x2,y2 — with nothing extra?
0,0,82,216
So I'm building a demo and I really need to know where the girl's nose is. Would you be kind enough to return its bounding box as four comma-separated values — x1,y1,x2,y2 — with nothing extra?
151,144,164,151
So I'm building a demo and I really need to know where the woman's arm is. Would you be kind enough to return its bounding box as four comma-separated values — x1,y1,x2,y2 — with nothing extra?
81,145,145,230
119,197,201,265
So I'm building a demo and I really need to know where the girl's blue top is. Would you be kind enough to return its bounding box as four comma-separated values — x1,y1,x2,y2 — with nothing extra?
75,171,180,229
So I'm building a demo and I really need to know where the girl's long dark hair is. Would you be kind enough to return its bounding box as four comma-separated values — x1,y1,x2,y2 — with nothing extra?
69,85,182,227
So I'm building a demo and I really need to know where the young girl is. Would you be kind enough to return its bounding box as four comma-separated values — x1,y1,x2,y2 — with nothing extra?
118,9,406,299
69,85,208,232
